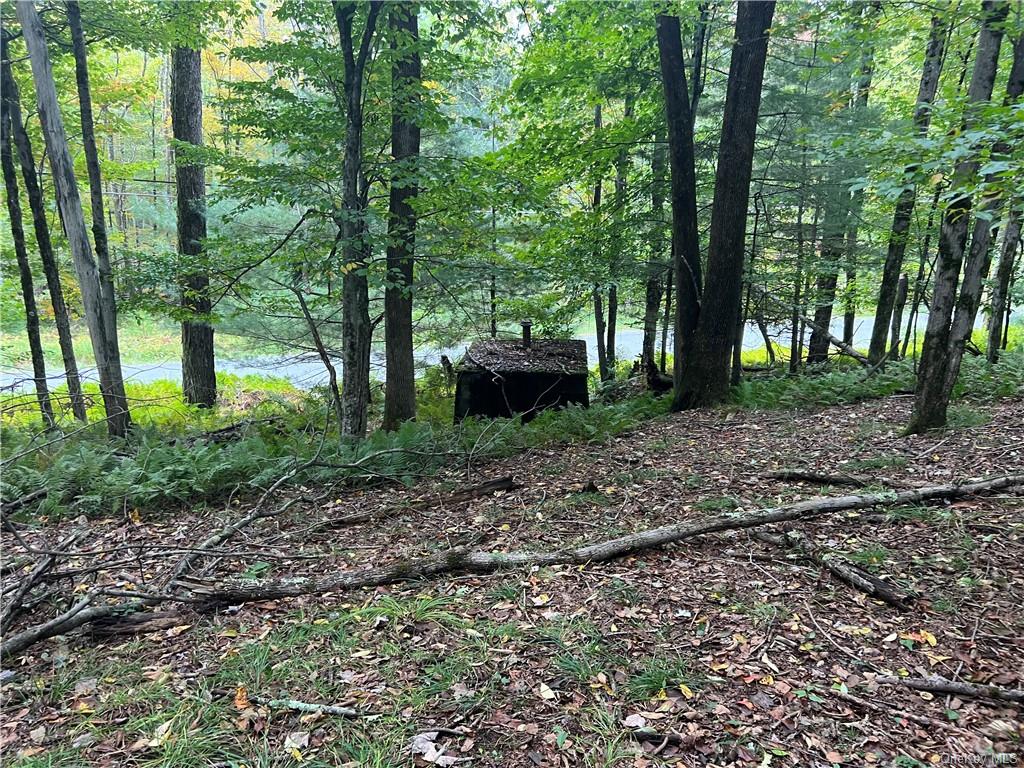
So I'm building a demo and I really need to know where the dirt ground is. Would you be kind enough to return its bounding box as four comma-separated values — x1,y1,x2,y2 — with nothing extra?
2,394,1022,767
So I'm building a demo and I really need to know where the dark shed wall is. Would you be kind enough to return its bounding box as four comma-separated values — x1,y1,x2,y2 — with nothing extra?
455,371,589,422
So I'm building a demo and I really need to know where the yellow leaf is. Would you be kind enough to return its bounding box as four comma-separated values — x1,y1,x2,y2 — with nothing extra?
234,685,251,710
678,683,695,699
313,619,330,626
921,630,937,647
129,508,142,523
290,747,303,761
759,675,774,686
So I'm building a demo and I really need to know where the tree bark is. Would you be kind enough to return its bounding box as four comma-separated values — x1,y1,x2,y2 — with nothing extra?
383,1,421,431
889,273,909,359
1,47,86,422
674,3,776,407
642,133,667,371
171,43,217,407
909,0,1010,433
591,104,610,383
660,264,672,373
656,14,702,410
842,3,881,347
940,35,1023,389
333,1,383,438
806,206,848,365
868,10,949,364
901,184,943,358
66,0,132,427
2,78,55,429
986,205,1021,362
17,0,132,437
593,284,608,381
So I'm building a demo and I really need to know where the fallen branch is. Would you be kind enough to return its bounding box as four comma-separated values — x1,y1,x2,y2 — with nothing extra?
754,529,915,609
0,487,48,517
1,529,87,632
6,474,1019,657
765,470,880,487
249,695,360,718
872,674,1024,704
182,475,1022,606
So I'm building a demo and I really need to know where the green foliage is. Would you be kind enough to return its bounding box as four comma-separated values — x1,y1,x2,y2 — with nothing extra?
733,347,1024,411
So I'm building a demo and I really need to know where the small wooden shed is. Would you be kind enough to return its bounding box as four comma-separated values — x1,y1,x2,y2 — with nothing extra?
454,325,590,422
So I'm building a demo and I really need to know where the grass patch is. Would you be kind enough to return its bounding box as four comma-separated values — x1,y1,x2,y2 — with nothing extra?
626,656,696,701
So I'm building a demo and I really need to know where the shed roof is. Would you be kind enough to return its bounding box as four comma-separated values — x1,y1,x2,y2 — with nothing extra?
459,339,588,375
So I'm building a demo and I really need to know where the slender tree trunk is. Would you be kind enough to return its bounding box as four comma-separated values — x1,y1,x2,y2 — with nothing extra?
642,133,667,371
841,4,881,347
656,14,702,410
489,272,497,339
66,0,131,428
909,0,1010,433
941,35,1022,385
889,273,909,359
590,104,610,382
660,264,672,374
605,95,632,377
676,2,775,407
2,80,54,429
333,1,383,438
2,42,86,421
593,286,608,382
868,10,949,363
383,2,420,431
790,187,806,372
806,201,848,365
171,44,216,407
17,0,131,437
902,184,943,358
987,206,1021,362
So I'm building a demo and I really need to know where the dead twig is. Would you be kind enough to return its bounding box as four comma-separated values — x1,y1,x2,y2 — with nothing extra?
871,674,1024,704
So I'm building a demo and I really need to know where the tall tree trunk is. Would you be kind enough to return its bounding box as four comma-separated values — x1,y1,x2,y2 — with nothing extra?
1,40,86,422
986,205,1021,362
889,273,909,359
605,95,633,377
902,184,943,358
333,1,383,438
790,183,807,372
655,14,702,411
841,2,881,348
805,197,848,365
593,286,608,382
591,104,610,382
940,34,1023,383
383,1,421,430
642,133,667,371
2,77,54,429
17,0,131,437
660,264,672,373
675,1,775,407
171,44,216,407
66,0,131,430
868,10,948,363
908,0,1010,433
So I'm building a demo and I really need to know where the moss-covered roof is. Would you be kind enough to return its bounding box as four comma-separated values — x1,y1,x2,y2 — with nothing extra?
459,339,588,375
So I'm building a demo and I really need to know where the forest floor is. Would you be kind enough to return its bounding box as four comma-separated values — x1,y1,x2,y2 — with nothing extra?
2,394,1022,767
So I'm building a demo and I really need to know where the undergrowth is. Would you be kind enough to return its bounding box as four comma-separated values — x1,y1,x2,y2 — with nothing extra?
2,339,1020,522
733,345,1023,410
